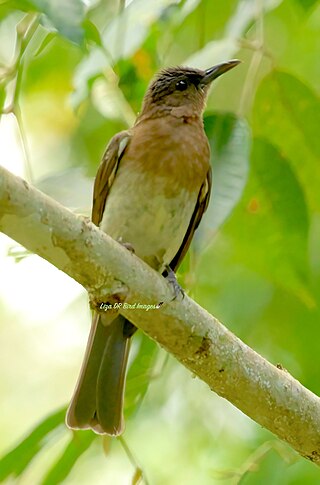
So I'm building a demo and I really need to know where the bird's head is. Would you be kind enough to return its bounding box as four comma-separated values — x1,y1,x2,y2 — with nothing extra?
140,60,240,118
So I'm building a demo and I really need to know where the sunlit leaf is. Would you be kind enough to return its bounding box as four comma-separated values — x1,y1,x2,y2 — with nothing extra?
0,408,66,480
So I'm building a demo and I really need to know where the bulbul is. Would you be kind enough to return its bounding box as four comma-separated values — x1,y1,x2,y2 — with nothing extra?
66,59,240,435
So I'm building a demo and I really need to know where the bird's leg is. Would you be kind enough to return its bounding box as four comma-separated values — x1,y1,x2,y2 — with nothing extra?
164,265,185,301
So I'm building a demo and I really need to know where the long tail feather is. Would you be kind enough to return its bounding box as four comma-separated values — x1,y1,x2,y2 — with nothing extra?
66,313,134,435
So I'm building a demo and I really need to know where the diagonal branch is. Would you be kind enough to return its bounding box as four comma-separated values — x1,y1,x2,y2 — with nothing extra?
0,164,320,465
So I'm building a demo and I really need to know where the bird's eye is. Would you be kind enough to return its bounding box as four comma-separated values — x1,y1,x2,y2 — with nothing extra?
175,80,188,91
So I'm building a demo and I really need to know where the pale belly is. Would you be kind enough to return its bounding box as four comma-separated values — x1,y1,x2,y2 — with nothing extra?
99,164,198,271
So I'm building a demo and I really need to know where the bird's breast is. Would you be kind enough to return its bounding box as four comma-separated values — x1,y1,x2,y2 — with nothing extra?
127,115,210,196
100,116,210,271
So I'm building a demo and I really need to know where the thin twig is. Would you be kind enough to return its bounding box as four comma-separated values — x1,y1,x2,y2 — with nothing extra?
13,103,34,182
118,436,150,485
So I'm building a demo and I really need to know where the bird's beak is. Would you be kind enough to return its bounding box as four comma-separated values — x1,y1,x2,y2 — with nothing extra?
200,59,241,86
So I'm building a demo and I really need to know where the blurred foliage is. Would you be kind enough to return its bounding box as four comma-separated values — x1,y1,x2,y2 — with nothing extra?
0,0,320,483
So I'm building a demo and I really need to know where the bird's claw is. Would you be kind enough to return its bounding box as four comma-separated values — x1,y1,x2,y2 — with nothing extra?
117,237,135,253
164,265,184,301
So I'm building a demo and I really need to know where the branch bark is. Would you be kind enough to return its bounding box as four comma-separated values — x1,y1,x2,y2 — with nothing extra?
1,165,320,465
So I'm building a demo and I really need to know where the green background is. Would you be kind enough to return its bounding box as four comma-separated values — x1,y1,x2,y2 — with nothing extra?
0,0,320,483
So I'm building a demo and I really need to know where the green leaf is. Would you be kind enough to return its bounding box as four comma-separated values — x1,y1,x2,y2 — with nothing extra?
272,71,320,158
229,138,313,305
0,408,66,480
253,70,320,211
42,431,96,485
252,139,309,276
200,113,250,235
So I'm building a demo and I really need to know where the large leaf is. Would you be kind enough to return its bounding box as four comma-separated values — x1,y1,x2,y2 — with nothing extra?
262,71,320,158
253,70,320,211
227,138,312,304
252,139,309,277
0,408,66,480
198,113,250,240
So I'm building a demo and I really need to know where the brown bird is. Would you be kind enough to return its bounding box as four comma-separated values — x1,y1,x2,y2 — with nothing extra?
66,59,240,435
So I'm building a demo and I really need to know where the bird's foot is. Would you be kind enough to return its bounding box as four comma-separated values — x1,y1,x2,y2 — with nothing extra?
164,265,184,301
117,237,135,253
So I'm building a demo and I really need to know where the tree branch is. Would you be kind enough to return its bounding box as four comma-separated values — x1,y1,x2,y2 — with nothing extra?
1,164,320,465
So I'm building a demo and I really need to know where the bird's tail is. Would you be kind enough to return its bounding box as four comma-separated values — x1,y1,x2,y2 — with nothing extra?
66,313,135,435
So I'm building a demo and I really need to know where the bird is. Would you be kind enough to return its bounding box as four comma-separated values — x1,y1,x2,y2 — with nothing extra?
66,59,240,436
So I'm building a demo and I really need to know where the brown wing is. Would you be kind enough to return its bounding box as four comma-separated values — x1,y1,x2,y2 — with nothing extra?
169,168,212,272
92,131,131,226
